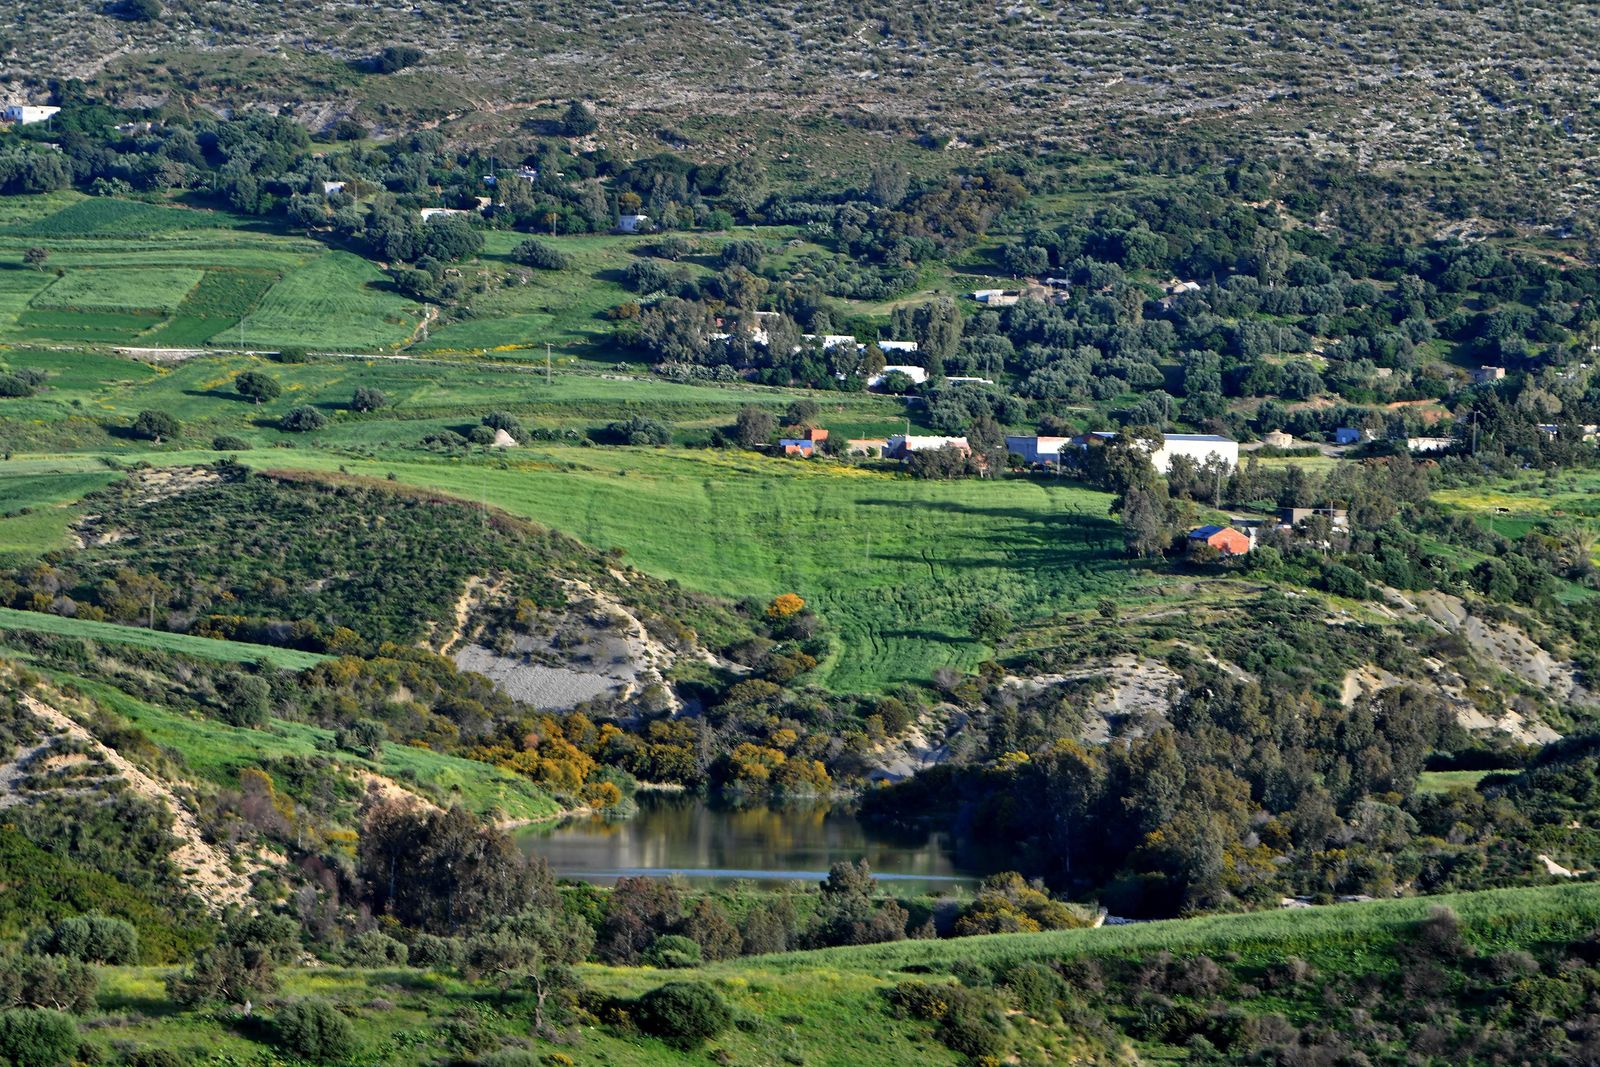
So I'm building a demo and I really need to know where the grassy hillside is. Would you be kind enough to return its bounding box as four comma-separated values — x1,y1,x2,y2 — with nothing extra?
50,671,562,823
0,606,329,668
76,882,1600,1065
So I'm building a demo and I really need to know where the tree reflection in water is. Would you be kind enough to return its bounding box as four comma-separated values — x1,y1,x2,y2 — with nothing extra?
520,792,978,892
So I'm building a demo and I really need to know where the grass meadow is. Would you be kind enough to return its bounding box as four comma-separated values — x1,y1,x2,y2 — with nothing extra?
0,606,328,668
82,881,1600,1066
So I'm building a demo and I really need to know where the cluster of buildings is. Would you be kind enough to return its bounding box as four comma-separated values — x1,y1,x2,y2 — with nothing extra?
1187,506,1351,559
1003,431,1239,474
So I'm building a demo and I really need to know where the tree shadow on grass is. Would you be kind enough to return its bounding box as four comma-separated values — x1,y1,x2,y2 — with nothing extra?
182,388,250,402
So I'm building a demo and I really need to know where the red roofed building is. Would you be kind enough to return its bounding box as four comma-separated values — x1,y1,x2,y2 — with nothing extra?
1187,524,1251,556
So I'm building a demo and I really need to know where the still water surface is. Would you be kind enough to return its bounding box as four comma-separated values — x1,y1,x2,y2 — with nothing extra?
521,792,978,893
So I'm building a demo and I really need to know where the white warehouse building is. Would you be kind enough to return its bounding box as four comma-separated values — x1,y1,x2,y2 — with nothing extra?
1024,431,1239,473
1151,433,1238,473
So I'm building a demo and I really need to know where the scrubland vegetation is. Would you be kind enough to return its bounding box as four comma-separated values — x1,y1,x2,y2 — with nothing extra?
3,1,1600,1060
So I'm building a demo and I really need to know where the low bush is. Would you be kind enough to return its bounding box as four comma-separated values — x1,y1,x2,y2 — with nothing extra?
273,998,357,1063
633,980,732,1048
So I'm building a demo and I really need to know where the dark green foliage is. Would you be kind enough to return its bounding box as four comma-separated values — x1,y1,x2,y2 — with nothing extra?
273,998,357,1063
406,933,462,970
372,45,424,73
510,240,569,270
166,916,295,1006
123,1050,186,1067
360,803,556,934
233,371,281,404
634,980,732,1048
350,386,387,413
732,406,774,448
280,405,327,432
346,930,407,967
210,434,250,451
0,369,47,398
0,830,206,962
807,861,908,948
0,1009,77,1067
1001,962,1068,1017
25,914,138,964
602,415,671,446
119,0,161,20
643,934,701,969
481,411,525,441
560,100,598,137
130,410,178,443
0,951,97,1013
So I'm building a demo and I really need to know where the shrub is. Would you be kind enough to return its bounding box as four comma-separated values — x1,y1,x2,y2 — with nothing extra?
1002,962,1067,1017
604,415,671,446
0,1009,77,1067
0,952,98,1014
270,347,311,364
511,240,569,271
351,386,388,412
211,434,251,451
348,930,408,967
26,915,138,964
407,934,462,969
234,371,282,403
124,1051,186,1067
274,998,357,1063
467,425,498,445
281,406,328,432
482,411,525,441
479,1051,540,1067
119,0,161,20
131,410,179,443
633,981,732,1048
643,935,702,969
373,46,424,73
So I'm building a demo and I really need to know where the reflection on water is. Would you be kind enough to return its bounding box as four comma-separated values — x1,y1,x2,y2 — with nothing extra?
520,792,978,893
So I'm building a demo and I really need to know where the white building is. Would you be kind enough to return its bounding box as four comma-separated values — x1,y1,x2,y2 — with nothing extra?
885,434,970,459
866,365,929,389
1005,435,1074,464
617,214,650,233
3,105,60,125
1152,433,1237,473
418,207,470,221
1066,431,1238,474
1407,436,1454,454
876,340,919,354
321,181,346,196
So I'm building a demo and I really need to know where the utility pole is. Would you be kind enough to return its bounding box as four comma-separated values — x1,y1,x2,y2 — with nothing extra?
546,342,553,385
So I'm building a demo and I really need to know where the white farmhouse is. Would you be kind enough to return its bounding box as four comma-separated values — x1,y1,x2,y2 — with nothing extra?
3,105,60,125
617,214,650,233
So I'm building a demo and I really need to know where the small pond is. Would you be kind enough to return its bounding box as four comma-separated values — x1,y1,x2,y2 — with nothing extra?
520,791,980,894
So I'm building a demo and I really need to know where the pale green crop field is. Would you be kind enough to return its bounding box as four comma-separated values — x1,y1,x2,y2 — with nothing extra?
227,445,1133,690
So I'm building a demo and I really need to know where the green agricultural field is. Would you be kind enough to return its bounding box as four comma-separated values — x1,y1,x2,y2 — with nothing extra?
421,230,691,357
0,606,328,668
227,445,1133,690
241,251,420,350
13,196,234,238
31,266,204,313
